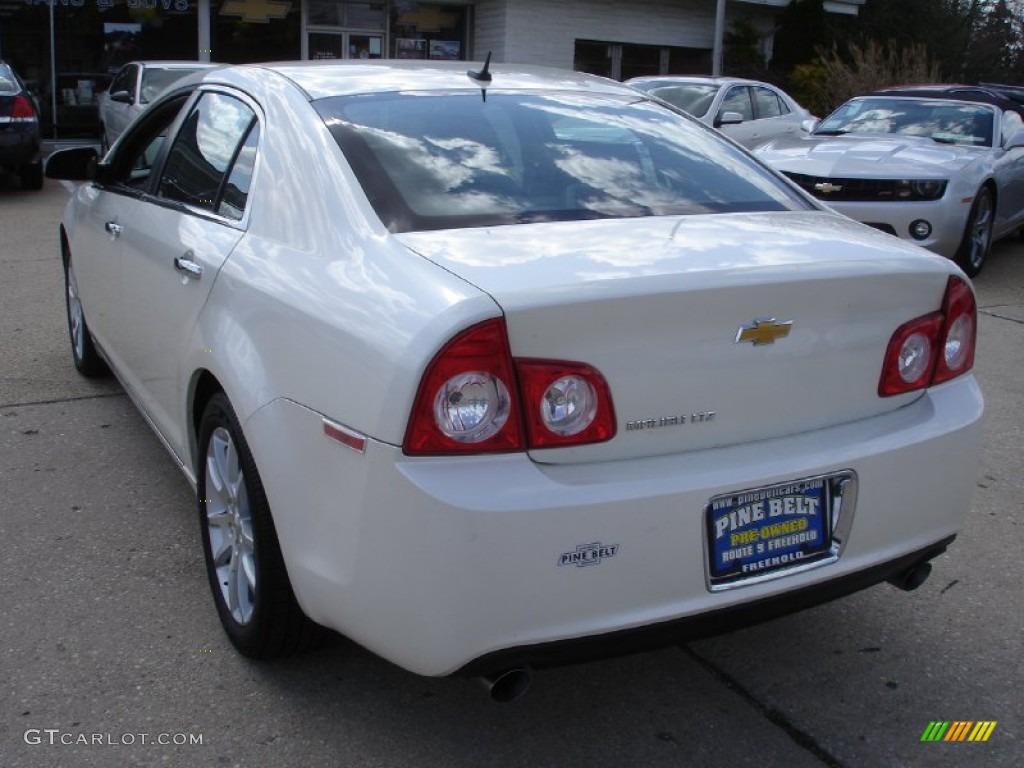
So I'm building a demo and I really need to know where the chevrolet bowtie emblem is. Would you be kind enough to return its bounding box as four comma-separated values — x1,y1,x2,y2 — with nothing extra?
814,181,843,194
735,318,793,346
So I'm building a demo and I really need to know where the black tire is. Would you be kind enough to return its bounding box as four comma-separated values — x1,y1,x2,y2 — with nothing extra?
63,249,108,377
197,392,324,658
954,187,994,277
19,159,43,191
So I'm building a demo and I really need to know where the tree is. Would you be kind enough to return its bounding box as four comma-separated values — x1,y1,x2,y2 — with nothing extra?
855,0,978,75
962,0,1021,82
724,18,768,78
774,1,983,82
796,40,941,114
772,0,835,73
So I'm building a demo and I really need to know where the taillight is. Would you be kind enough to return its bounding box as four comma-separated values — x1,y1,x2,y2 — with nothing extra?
404,318,616,455
879,276,976,396
933,276,976,384
516,360,616,448
11,95,36,121
404,318,524,455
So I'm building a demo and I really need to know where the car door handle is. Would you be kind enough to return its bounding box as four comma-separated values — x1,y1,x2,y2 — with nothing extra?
105,221,122,237
174,253,203,280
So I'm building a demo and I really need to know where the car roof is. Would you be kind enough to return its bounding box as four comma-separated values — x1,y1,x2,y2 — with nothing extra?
979,82,1024,105
867,84,1023,114
216,60,635,101
131,60,220,71
627,75,762,88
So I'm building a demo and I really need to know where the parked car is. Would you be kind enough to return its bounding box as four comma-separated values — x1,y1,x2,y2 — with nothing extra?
0,60,43,190
979,81,1024,107
46,61,982,700
755,85,1024,276
99,61,217,149
626,75,814,148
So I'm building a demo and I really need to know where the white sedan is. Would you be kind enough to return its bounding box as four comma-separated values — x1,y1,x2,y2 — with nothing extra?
626,75,813,148
98,60,217,151
755,87,1024,276
46,61,982,700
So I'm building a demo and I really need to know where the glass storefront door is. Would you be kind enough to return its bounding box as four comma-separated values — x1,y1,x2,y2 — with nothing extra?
349,33,383,59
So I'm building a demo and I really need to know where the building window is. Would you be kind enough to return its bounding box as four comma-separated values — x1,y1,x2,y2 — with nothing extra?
575,40,712,82
214,0,301,63
0,0,199,138
389,3,468,60
307,1,386,29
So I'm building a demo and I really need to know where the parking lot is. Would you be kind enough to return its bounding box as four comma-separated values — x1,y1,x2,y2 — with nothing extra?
1,175,1020,768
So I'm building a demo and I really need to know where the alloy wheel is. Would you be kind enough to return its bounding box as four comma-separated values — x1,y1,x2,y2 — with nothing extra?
66,260,85,362
967,192,994,273
204,426,257,625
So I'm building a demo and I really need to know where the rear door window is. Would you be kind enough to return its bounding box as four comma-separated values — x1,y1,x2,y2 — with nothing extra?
156,91,257,214
752,87,788,119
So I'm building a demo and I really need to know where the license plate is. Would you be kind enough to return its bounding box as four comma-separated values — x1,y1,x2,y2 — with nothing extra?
706,477,832,588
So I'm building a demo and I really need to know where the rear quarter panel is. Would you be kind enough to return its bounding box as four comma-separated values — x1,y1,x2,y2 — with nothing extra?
188,67,499,452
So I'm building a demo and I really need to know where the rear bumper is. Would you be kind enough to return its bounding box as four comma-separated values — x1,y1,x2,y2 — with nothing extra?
0,123,40,169
243,375,983,676
456,535,954,676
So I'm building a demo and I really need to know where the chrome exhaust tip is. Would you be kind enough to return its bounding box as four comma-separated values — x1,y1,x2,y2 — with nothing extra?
479,667,532,703
888,561,933,592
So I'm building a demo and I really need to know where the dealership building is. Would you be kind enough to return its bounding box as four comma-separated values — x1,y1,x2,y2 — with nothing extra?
0,0,863,135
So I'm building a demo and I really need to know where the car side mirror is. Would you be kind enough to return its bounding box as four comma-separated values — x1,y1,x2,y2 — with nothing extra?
715,111,744,128
1003,129,1024,150
45,146,100,181
110,90,133,105
801,118,819,133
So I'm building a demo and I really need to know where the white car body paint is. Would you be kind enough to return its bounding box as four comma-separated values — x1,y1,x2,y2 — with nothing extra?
56,62,984,677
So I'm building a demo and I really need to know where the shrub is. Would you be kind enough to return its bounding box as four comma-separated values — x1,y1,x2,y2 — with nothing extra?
804,40,942,114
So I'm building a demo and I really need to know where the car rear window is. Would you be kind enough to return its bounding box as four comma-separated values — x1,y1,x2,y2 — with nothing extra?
639,83,718,117
315,90,809,233
140,67,202,103
0,64,18,95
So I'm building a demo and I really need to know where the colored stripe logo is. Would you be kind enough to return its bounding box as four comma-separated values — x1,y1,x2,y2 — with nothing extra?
921,721,997,742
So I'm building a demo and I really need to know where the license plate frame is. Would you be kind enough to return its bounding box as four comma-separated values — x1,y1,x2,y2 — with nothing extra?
704,472,857,591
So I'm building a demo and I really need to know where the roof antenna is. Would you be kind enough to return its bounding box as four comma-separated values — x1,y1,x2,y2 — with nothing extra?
467,52,492,101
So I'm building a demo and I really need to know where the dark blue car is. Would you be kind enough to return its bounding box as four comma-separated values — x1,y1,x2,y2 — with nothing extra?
0,60,43,190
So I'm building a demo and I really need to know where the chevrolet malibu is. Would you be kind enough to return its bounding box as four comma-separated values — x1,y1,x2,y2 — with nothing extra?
627,75,813,148
46,61,983,701
99,60,218,150
756,86,1024,277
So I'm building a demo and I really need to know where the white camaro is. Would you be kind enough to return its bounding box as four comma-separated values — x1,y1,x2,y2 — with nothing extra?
756,87,1024,277
46,62,983,700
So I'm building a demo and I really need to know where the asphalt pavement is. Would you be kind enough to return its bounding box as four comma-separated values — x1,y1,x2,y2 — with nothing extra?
0,174,1020,768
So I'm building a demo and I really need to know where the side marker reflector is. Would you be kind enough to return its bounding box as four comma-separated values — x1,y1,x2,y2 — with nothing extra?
323,418,366,454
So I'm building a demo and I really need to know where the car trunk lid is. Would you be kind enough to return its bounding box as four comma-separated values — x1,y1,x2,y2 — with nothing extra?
397,211,957,464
